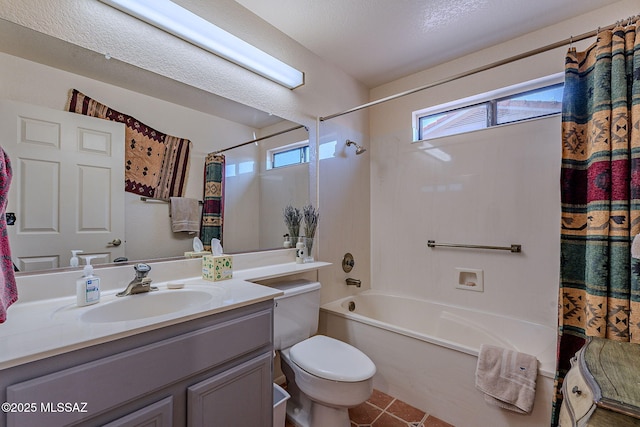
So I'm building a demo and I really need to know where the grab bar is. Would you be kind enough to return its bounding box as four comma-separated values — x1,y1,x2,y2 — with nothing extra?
427,240,522,253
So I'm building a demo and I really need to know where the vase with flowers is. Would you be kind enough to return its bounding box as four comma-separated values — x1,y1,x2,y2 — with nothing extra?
303,204,319,260
283,205,302,244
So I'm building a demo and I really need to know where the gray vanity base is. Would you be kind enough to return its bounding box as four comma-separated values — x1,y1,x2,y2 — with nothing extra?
0,300,274,427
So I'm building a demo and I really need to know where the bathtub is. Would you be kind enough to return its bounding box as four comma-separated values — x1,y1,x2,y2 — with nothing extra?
319,290,556,427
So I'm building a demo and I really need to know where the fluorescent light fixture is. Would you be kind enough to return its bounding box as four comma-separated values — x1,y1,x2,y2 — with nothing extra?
99,0,305,89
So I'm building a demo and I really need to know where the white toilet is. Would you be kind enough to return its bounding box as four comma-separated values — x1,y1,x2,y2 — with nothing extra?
272,279,376,427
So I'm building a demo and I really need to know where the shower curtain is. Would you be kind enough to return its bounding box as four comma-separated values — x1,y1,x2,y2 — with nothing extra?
200,153,225,250
554,21,640,425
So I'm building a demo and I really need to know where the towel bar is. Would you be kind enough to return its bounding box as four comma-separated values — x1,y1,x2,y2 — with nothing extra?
427,240,521,253
140,197,203,205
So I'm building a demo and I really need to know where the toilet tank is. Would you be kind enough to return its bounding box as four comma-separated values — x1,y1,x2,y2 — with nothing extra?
271,279,321,350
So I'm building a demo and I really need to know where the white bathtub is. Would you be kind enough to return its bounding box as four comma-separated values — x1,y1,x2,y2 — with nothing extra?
319,290,557,427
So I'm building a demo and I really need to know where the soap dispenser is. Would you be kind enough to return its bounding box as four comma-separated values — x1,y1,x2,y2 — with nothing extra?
70,250,83,267
296,236,307,264
76,256,101,307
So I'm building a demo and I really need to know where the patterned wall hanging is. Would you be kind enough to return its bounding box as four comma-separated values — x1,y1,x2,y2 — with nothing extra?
67,89,191,199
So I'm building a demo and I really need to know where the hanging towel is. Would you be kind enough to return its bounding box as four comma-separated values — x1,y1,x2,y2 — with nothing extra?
200,153,225,250
475,344,538,414
170,197,200,233
0,148,17,323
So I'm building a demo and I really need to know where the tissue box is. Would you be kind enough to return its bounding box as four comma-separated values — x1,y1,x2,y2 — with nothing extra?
202,255,233,281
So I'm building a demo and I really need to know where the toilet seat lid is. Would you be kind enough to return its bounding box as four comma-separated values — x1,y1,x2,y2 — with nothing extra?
289,335,376,382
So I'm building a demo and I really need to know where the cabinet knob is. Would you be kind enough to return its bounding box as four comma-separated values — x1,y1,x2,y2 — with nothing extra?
572,385,582,396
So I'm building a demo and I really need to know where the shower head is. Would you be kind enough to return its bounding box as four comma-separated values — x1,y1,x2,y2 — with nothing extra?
346,139,367,155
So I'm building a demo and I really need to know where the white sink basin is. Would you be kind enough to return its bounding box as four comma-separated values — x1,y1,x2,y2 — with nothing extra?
80,289,218,323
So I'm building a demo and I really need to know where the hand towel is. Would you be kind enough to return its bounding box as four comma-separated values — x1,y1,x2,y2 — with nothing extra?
170,197,200,233
0,148,17,323
475,344,538,414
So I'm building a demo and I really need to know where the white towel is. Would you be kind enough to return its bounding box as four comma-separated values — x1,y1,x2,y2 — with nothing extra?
475,344,538,414
170,197,200,233
632,234,640,259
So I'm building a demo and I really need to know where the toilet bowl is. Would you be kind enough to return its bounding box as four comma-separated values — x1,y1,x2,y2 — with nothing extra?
280,335,375,427
271,280,376,427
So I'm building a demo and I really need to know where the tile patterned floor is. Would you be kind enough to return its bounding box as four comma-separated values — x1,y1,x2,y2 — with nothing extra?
283,388,454,427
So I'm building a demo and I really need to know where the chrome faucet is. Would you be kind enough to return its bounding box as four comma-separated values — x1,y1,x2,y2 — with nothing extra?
345,278,361,288
117,263,157,296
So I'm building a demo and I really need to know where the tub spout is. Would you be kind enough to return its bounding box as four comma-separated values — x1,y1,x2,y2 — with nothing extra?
346,278,361,287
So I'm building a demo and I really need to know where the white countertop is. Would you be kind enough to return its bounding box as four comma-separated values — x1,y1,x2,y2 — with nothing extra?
0,259,330,370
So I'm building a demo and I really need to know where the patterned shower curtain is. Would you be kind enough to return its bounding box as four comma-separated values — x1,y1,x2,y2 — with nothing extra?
200,153,225,250
554,22,640,425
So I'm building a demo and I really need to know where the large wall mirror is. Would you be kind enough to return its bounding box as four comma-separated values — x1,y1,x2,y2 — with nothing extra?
0,19,312,274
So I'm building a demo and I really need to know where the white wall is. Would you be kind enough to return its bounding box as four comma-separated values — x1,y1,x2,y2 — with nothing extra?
370,114,561,326
368,0,637,327
317,111,371,304
258,124,310,250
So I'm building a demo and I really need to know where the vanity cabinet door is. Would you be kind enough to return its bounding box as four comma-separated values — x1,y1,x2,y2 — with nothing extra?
187,352,272,427
102,397,174,427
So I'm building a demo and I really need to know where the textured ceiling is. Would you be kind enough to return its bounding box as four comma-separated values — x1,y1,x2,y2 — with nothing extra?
232,0,621,87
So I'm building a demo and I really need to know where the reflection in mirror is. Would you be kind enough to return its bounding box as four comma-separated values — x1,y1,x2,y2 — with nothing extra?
0,19,311,274
220,122,310,253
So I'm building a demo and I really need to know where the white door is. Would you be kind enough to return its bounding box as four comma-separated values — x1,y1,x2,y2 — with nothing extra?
0,99,125,272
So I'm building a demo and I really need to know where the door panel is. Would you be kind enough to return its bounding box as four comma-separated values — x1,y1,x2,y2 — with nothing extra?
0,99,126,271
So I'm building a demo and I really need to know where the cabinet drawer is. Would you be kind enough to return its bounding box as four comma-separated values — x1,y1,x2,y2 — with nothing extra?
562,362,595,424
7,309,272,427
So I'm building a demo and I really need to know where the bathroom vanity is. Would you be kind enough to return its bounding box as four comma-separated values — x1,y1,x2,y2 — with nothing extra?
0,251,330,427
2,301,273,426
559,337,640,427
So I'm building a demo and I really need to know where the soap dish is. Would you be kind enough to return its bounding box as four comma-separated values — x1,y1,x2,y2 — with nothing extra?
167,282,185,290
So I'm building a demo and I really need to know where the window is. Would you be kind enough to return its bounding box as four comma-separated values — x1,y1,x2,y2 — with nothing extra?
495,84,563,125
415,77,563,141
268,142,309,169
418,104,488,140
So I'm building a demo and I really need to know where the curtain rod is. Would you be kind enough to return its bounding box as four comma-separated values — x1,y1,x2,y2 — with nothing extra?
213,124,307,154
320,18,633,122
